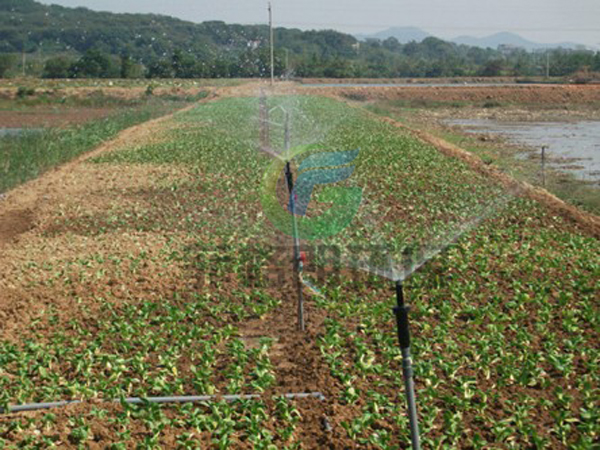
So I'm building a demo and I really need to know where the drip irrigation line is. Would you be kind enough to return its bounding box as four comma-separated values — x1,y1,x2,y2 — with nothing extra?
2,392,326,414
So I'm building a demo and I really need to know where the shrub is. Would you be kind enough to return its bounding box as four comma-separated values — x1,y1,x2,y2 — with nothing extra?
42,56,73,79
16,86,35,98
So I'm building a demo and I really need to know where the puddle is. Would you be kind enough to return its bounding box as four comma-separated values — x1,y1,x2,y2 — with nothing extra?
0,128,43,137
447,119,600,185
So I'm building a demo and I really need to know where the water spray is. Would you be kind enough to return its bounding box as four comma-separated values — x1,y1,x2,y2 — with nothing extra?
257,92,311,330
256,94,518,447
320,188,516,449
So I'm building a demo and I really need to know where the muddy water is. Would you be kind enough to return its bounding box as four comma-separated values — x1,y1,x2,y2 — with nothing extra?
0,128,42,137
448,119,600,185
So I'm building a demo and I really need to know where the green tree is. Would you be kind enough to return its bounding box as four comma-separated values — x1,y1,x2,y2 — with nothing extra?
479,59,504,77
323,58,354,78
382,37,401,52
146,59,173,78
120,52,135,78
0,54,16,78
593,52,600,72
70,49,117,78
42,56,73,78
172,50,199,78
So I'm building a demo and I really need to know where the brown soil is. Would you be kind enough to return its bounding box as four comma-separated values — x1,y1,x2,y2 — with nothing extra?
0,107,115,128
0,95,210,244
0,98,213,340
0,84,597,448
300,76,520,85
0,84,367,447
0,208,34,246
0,86,210,102
393,104,600,123
307,84,600,106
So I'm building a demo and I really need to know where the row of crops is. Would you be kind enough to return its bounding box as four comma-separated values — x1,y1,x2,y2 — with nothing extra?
0,94,598,448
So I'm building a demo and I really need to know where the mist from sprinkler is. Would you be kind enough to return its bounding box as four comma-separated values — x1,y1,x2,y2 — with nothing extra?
256,88,521,450
350,191,516,283
258,89,318,330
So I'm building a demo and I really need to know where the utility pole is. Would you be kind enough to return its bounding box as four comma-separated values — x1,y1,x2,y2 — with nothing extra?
22,38,26,77
546,51,550,79
268,2,274,85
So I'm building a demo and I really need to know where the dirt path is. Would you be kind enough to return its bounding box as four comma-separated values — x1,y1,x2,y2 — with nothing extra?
0,90,227,342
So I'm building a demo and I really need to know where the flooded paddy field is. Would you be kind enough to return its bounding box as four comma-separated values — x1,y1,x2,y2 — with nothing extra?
447,119,600,186
0,128,42,137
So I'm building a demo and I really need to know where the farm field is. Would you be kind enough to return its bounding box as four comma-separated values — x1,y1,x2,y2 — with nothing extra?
0,86,598,449
334,84,600,216
0,84,215,195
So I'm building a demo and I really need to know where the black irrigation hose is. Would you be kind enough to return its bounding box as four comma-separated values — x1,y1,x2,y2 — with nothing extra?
3,392,326,414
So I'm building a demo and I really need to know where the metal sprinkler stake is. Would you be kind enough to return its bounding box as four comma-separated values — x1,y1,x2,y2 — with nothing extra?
259,91,268,149
394,281,421,450
541,144,548,187
283,111,305,331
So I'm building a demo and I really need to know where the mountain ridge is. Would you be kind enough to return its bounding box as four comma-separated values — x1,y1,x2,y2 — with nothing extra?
357,26,589,50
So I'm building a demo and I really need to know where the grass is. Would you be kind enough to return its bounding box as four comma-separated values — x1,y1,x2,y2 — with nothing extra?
0,89,205,110
0,93,207,194
0,95,598,448
0,78,243,91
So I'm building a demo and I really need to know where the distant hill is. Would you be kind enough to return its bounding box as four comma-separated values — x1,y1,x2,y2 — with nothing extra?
358,28,587,50
452,32,584,50
0,0,358,63
357,27,431,43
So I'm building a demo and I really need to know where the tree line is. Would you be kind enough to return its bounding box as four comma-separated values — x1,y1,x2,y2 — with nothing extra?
8,45,594,80
1,0,599,79
0,42,597,80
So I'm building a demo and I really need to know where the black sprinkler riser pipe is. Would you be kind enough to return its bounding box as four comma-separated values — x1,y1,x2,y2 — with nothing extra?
285,161,294,192
393,280,421,449
394,282,411,349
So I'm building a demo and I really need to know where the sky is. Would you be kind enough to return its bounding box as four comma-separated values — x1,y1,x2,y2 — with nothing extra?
38,0,600,47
